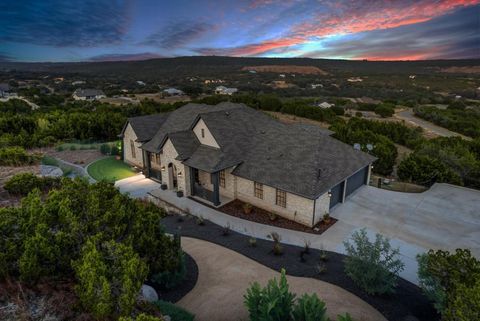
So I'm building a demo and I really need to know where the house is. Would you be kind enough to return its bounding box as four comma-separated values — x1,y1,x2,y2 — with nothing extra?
215,86,238,95
120,103,375,227
0,83,12,98
72,80,86,86
311,84,323,89
136,81,146,86
317,102,334,109
163,88,184,96
72,88,106,100
347,77,363,82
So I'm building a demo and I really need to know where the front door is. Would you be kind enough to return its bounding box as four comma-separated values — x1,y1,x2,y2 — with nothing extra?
168,163,178,189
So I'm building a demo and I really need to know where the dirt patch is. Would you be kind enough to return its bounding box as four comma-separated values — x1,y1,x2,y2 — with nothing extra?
218,199,336,235
242,65,328,75
0,165,40,207
438,66,480,74
264,111,331,129
45,149,104,167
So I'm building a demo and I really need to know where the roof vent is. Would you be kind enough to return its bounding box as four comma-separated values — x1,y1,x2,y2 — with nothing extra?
225,111,230,116
260,130,266,134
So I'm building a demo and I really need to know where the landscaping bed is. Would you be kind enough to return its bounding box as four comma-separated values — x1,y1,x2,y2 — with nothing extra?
147,253,199,303
218,199,337,235
161,214,439,321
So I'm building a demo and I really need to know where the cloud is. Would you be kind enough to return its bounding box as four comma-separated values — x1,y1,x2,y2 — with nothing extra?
305,5,480,60
89,52,164,62
0,0,131,47
198,0,480,57
0,53,12,62
142,21,213,49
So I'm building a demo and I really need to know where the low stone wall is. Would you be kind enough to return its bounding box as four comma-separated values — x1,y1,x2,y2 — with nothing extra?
147,192,186,215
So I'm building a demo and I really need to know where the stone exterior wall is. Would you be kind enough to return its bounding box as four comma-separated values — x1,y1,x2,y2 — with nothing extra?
313,192,330,225
192,118,220,148
123,123,143,168
235,176,316,226
197,167,235,199
160,139,190,193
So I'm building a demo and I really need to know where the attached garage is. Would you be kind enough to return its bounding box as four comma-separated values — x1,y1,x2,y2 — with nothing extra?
329,181,344,209
345,166,369,197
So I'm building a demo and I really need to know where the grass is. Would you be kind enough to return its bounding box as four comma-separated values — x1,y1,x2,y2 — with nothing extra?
87,156,136,183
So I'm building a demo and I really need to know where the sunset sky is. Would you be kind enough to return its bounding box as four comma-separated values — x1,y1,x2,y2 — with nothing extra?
0,0,479,62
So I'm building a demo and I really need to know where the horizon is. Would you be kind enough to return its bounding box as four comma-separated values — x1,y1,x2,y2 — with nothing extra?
1,0,479,63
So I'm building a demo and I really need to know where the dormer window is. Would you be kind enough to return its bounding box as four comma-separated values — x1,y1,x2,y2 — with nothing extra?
201,128,205,138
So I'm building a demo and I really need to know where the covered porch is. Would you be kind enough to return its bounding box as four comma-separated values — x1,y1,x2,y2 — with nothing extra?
188,166,232,207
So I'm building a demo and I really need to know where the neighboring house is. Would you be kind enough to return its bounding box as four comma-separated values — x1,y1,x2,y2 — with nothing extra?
72,88,106,100
72,80,86,86
136,81,146,86
347,77,363,82
215,86,238,95
311,84,323,89
0,83,11,98
317,102,334,109
120,103,375,227
163,88,184,96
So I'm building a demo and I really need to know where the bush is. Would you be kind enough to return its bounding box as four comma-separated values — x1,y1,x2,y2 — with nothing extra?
337,313,354,321
119,313,164,321
398,154,462,186
343,229,404,295
244,269,295,321
374,104,394,118
154,300,195,321
151,251,186,290
4,173,62,195
0,146,40,166
292,293,328,321
100,143,112,155
417,249,480,319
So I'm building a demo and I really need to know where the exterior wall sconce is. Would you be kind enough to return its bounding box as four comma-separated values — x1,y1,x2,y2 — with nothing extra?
328,191,332,198
178,172,183,177
161,166,165,171
371,165,374,169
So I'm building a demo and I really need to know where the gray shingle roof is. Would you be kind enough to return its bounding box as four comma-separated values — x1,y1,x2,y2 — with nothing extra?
123,113,170,142
169,131,200,160
129,103,376,199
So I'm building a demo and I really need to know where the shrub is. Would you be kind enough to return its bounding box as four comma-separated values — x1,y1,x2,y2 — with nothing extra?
343,229,404,295
417,249,480,319
154,300,195,321
119,313,164,321
100,143,111,155
0,146,40,166
337,313,354,321
374,104,394,118
244,269,295,321
152,251,186,290
4,173,62,196
292,293,328,321
270,232,283,256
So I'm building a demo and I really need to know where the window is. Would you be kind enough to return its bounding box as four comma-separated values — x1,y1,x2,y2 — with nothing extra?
254,182,263,199
201,128,205,138
155,153,161,165
275,189,286,208
150,153,161,165
130,140,136,158
219,170,226,188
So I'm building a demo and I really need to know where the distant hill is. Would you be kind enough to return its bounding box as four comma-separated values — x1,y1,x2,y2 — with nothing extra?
0,56,479,80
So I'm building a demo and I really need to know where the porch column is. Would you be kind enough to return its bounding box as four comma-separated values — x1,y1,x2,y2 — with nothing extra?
143,150,151,177
341,179,347,203
211,171,220,206
189,167,195,196
120,139,124,160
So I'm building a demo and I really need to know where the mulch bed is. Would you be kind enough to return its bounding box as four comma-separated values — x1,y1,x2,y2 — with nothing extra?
161,214,439,321
147,253,199,303
218,199,337,235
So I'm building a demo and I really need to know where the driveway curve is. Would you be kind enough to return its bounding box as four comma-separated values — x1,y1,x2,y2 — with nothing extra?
177,237,387,321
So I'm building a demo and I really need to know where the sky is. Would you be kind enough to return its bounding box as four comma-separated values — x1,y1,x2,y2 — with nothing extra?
0,0,479,62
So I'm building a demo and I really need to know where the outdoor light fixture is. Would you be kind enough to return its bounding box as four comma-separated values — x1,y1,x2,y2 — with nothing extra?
161,166,165,171
328,191,332,198
371,165,374,169
178,172,183,177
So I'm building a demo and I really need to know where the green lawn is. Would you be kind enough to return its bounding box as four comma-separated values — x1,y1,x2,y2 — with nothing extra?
87,156,136,183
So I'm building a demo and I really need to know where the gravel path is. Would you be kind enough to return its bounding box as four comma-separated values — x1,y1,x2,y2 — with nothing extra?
177,237,387,321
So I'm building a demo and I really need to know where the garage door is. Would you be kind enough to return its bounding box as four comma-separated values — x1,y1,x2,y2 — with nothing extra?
345,166,368,197
329,181,344,209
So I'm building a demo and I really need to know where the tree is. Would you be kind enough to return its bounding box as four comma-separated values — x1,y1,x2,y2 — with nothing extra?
417,249,480,319
343,229,405,295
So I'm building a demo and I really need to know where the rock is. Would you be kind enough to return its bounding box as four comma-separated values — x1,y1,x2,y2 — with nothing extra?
139,284,158,302
40,165,63,177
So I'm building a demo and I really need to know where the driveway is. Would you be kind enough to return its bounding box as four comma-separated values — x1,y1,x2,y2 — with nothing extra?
395,109,470,139
115,174,160,198
178,237,386,321
329,184,480,283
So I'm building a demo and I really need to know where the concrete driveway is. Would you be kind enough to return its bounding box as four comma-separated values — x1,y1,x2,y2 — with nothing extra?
114,174,160,198
329,183,480,282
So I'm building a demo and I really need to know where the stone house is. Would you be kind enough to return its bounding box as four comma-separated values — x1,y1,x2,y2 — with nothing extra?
120,103,375,227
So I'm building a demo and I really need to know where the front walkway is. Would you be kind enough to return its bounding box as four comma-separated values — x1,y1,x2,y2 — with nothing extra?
115,174,161,198
178,237,386,321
